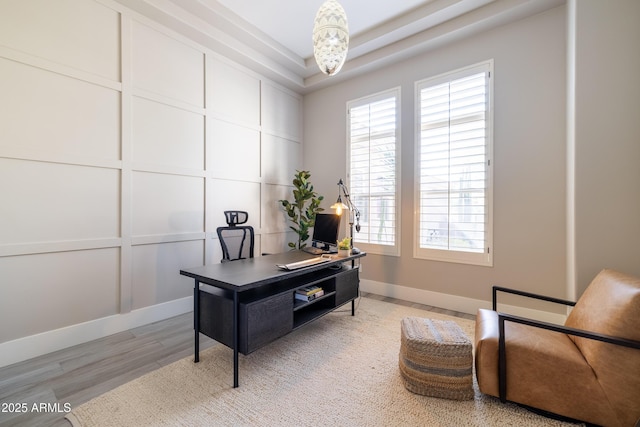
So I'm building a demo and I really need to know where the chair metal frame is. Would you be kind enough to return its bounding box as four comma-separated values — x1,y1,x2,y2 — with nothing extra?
492,286,640,403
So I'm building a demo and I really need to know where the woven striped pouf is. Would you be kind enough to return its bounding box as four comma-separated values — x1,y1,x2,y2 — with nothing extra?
399,317,474,400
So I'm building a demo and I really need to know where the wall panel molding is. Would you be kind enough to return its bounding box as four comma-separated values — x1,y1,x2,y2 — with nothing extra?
0,239,122,258
119,12,134,314
0,0,302,366
0,46,121,92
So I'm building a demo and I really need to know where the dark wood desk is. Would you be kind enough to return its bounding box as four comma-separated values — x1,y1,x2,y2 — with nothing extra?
180,250,365,387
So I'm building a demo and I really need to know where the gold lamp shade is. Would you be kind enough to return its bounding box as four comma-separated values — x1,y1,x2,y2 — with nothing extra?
330,197,349,215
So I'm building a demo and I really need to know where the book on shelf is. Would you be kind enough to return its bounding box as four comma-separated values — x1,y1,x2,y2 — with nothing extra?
296,285,323,296
295,289,325,302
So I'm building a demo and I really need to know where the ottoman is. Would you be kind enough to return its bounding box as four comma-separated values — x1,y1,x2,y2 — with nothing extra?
399,317,474,400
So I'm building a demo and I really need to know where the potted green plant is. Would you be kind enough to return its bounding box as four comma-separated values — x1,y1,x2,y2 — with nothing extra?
279,170,324,250
337,236,351,257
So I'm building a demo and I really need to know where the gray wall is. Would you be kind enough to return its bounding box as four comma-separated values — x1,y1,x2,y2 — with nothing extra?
2,0,637,366
306,1,640,307
571,0,640,295
305,7,568,305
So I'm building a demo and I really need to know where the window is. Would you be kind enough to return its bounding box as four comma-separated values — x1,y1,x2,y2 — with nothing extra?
415,62,493,266
347,88,400,256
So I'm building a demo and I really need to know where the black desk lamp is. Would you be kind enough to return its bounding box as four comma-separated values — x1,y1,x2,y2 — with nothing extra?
330,179,361,254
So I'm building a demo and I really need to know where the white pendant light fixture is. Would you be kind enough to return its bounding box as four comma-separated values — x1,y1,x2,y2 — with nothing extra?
312,0,349,76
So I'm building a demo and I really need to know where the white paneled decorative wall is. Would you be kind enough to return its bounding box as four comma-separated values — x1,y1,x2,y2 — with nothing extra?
0,0,302,367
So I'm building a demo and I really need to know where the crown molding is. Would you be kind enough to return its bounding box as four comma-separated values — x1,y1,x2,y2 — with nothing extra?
112,0,564,94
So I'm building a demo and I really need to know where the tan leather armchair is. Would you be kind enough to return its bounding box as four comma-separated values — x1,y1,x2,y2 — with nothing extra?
475,269,640,426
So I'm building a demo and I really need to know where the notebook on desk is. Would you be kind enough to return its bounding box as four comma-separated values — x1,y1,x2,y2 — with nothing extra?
302,246,325,255
302,246,338,255
276,255,332,270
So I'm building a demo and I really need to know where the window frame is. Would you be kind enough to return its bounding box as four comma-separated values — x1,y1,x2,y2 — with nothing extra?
413,61,494,266
346,87,401,257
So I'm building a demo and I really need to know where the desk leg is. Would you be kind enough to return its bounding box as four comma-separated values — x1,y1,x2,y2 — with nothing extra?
233,290,239,388
194,279,200,363
350,259,358,317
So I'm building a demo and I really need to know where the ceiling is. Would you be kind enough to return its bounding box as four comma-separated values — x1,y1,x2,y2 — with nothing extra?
114,0,564,94
215,0,435,59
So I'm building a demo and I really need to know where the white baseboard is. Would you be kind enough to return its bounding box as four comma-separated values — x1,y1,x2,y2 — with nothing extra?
2,281,568,369
360,279,567,324
0,296,193,369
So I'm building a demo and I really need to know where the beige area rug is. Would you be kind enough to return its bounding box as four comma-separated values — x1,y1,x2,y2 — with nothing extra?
67,298,582,427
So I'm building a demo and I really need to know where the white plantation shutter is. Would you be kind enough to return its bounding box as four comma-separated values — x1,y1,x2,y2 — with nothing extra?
416,62,493,266
348,89,399,253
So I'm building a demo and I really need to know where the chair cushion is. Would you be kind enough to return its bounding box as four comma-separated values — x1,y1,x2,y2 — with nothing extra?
564,269,640,426
475,309,616,425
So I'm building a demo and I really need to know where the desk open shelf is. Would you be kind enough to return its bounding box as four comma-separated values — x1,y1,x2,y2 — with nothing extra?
197,263,359,354
293,290,335,311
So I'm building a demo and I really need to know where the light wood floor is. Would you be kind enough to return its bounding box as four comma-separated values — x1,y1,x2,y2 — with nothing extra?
0,293,474,427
